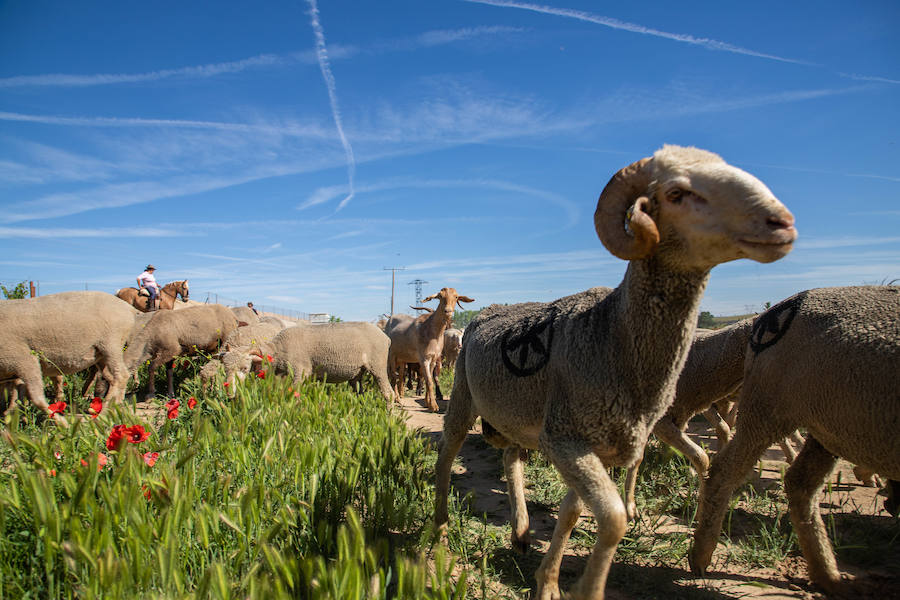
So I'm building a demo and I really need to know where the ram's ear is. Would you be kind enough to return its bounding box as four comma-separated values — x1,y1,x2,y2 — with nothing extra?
456,296,475,304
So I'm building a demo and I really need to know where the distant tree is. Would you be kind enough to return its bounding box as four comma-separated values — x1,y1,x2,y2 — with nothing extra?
453,308,481,330
1,281,28,299
329,315,343,323
697,311,716,329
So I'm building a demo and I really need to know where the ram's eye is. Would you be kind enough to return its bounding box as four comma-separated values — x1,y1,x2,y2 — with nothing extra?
666,188,684,203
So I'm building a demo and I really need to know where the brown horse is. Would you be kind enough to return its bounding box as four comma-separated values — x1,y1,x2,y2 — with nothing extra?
115,280,190,312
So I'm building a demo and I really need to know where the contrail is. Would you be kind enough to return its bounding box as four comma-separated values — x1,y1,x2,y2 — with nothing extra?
464,0,812,65
306,0,356,210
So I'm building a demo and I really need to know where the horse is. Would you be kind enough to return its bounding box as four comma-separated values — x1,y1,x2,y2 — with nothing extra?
115,280,190,312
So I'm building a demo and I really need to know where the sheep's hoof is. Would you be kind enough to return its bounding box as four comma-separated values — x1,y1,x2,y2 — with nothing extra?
511,534,531,555
687,546,707,576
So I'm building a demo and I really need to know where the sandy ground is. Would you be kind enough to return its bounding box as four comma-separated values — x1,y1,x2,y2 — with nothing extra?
395,393,900,599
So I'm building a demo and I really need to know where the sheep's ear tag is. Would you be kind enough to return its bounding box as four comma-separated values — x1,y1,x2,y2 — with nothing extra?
624,205,635,237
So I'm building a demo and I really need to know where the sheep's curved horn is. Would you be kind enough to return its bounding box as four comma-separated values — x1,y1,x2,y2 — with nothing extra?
594,157,659,260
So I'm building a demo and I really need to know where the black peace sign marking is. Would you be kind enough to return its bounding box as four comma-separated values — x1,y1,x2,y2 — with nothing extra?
501,312,556,377
749,293,804,354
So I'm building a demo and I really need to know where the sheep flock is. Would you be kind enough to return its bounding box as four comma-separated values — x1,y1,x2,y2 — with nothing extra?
2,145,897,599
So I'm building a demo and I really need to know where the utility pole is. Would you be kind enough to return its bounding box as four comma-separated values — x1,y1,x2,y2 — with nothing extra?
408,278,429,308
383,267,405,315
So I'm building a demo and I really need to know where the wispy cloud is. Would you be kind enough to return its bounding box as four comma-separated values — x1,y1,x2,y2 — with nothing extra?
464,0,812,64
0,111,331,138
797,236,900,250
0,26,519,90
0,53,296,88
307,0,356,210
839,72,900,85
299,177,580,228
0,226,185,238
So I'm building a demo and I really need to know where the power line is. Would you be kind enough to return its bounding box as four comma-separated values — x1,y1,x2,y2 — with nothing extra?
408,278,429,307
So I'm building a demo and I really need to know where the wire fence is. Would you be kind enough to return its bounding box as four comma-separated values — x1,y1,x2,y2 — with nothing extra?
195,291,310,321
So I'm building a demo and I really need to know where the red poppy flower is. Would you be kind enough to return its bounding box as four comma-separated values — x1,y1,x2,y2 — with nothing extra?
81,453,108,471
49,469,57,477
142,484,152,501
143,451,160,467
54,451,62,460
293,391,301,398
266,354,273,363
106,424,127,451
124,424,150,444
48,401,67,415
187,397,197,410
165,398,179,420
89,397,103,418
223,382,230,388
256,371,266,379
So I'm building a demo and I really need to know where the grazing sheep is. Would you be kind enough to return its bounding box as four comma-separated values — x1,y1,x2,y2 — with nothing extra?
230,305,259,325
259,315,297,329
124,304,239,399
0,291,141,423
199,358,224,392
223,321,284,351
689,286,899,596
442,328,464,370
267,322,395,403
434,145,796,600
386,289,474,412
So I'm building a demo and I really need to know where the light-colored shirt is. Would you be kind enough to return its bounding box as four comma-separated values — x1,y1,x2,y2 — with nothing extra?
137,270,159,290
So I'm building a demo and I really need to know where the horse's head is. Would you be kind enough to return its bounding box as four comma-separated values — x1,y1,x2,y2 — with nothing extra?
177,280,190,302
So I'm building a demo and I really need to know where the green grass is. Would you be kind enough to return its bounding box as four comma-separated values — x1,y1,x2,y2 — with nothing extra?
4,363,898,599
0,366,464,599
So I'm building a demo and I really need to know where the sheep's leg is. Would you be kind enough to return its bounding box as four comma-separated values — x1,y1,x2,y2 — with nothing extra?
433,362,444,402
1,381,19,417
369,367,397,406
80,366,99,399
534,488,585,600
144,359,162,400
623,454,641,521
165,359,177,399
540,438,626,600
702,406,732,449
778,437,798,463
503,446,531,553
784,436,842,594
434,351,477,535
653,418,711,475
21,360,68,426
51,375,65,402
421,358,439,412
689,423,778,575
852,465,882,488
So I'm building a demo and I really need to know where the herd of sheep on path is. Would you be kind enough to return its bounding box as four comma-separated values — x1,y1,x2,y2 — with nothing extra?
0,144,897,599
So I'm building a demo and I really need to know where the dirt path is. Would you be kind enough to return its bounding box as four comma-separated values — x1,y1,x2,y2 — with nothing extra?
395,394,899,599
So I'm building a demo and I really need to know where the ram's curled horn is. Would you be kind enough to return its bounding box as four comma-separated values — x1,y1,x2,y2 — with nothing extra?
594,156,659,260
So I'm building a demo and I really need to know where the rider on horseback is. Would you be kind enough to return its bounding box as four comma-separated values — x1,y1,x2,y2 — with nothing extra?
137,264,160,311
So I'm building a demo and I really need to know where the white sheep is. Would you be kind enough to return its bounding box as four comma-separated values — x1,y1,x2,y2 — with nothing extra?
269,321,395,403
124,304,240,399
689,285,899,596
434,145,796,600
0,291,140,424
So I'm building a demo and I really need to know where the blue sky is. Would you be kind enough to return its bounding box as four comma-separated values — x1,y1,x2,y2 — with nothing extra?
1,1,898,321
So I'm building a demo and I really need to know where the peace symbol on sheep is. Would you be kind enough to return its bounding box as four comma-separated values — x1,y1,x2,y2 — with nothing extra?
500,312,556,377
749,293,803,354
